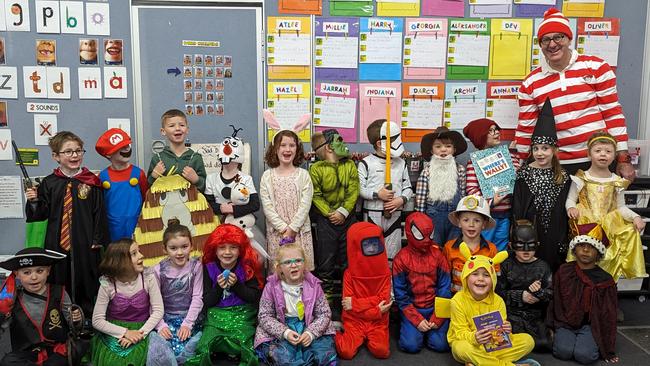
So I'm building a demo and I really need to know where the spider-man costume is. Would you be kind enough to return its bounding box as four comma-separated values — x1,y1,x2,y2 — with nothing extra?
392,212,451,353
335,222,391,359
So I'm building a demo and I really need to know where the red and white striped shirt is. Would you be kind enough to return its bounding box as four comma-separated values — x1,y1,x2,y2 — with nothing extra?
516,50,628,164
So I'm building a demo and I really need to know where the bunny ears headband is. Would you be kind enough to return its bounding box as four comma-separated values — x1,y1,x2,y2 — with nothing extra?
262,109,311,143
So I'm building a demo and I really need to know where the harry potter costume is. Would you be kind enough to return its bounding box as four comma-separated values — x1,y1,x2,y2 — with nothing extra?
26,168,109,317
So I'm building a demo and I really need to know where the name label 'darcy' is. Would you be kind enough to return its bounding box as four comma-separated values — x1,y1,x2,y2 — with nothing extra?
450,21,487,32
452,85,478,96
490,85,519,97
585,21,612,32
365,87,396,97
369,18,395,31
276,20,301,31
274,84,303,94
409,21,443,32
320,83,350,96
323,22,348,33
409,86,438,96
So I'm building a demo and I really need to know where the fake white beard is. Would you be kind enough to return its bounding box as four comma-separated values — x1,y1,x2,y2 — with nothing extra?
427,155,459,202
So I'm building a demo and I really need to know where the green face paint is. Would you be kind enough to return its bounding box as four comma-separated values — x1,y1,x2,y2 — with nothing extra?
321,129,349,158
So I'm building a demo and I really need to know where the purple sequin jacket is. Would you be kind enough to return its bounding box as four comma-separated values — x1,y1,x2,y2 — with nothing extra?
253,272,335,348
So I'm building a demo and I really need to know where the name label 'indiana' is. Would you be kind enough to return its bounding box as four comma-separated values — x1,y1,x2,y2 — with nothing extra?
320,83,350,96
277,20,301,31
369,18,394,31
365,87,396,97
274,84,303,95
585,21,612,32
409,21,443,32
501,21,520,32
409,86,438,96
450,21,487,32
323,22,348,33
452,85,478,96
490,85,519,97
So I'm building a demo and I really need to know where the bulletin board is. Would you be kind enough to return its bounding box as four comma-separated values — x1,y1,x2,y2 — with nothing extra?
264,0,648,151
0,1,135,252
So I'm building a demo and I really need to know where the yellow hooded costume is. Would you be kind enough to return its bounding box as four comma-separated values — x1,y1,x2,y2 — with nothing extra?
437,243,535,366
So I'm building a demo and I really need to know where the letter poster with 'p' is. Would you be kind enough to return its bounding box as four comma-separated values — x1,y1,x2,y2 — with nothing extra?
470,144,515,199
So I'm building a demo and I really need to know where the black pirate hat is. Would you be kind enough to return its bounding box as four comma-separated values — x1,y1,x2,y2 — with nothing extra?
0,248,66,271
532,98,558,146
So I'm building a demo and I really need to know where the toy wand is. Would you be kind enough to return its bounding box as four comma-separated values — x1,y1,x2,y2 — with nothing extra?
383,100,392,218
12,140,34,190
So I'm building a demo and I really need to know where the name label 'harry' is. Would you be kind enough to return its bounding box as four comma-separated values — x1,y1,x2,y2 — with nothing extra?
369,18,394,30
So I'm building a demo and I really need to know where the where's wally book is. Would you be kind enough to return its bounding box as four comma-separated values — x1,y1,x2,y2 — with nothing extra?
472,310,512,352
469,144,516,199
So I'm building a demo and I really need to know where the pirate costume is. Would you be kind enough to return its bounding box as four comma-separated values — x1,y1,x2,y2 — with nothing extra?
0,248,71,366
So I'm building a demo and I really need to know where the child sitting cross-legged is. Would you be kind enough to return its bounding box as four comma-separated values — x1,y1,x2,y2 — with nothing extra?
254,243,337,365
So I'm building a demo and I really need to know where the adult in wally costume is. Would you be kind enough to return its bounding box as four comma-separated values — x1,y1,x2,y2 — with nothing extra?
335,222,392,360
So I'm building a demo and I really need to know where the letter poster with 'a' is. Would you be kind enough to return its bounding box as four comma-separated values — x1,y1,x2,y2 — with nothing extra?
470,144,515,199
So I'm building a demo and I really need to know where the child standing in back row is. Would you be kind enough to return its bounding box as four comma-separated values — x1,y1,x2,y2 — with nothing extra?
566,131,647,280
358,119,413,263
464,119,521,251
415,126,468,246
260,130,315,270
147,109,207,192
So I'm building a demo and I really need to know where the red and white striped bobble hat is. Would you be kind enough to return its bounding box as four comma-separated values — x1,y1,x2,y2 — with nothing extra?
537,8,573,40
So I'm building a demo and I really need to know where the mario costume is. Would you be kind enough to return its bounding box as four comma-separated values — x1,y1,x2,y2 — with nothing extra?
0,248,71,366
95,128,148,241
441,243,536,366
335,222,391,360
392,212,451,353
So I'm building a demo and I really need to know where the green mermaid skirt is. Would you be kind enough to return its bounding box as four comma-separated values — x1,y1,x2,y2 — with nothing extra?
185,304,258,366
91,320,149,366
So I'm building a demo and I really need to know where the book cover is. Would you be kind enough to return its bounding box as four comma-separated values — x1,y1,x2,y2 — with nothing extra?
469,144,516,199
472,310,512,352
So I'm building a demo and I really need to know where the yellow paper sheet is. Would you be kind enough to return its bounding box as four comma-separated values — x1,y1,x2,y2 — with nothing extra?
267,16,312,80
267,81,312,143
488,18,533,80
562,0,605,18
376,0,420,17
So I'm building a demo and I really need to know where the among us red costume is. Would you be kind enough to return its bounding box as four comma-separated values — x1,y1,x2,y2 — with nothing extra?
335,222,392,359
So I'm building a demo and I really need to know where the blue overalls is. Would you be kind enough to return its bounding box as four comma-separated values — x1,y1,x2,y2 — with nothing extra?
99,166,144,241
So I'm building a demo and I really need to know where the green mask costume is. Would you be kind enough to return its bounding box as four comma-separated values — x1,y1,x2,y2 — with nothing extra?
320,129,349,158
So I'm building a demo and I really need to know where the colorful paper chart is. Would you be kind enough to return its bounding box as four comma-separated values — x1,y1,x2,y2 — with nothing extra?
469,0,513,18
422,0,464,17
267,81,311,142
314,81,358,142
330,0,374,17
486,81,520,130
443,82,486,131
577,17,620,67
447,19,491,80
267,16,312,80
278,0,323,15
359,17,404,81
315,17,360,80
401,81,445,142
403,18,448,80
562,0,606,18
377,0,421,17
359,82,402,143
488,18,533,80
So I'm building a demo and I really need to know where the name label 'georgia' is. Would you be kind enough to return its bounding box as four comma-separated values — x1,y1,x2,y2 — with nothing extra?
409,21,442,32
